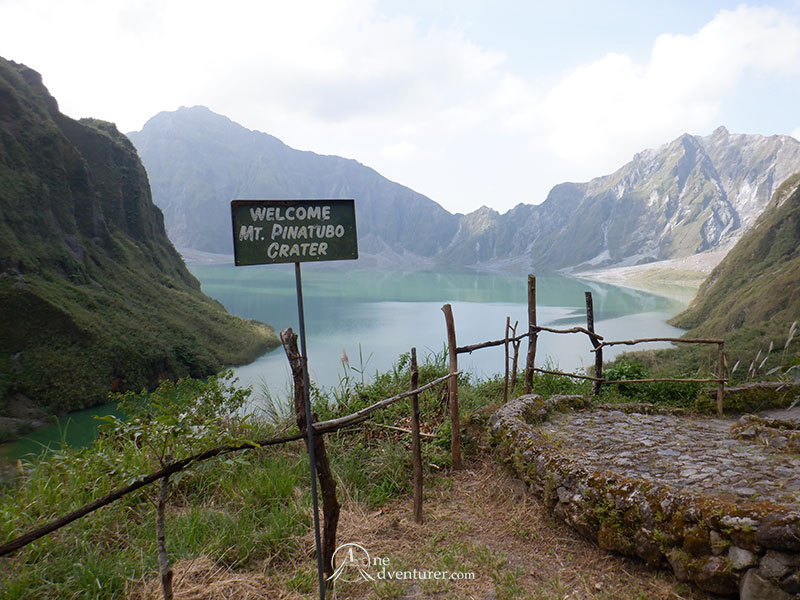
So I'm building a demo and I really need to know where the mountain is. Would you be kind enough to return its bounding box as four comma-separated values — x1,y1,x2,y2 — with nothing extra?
437,127,800,271
127,106,459,264
129,108,800,273
668,171,800,371
0,58,277,430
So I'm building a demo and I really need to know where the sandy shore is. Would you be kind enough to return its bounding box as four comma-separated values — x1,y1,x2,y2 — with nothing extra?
574,248,729,303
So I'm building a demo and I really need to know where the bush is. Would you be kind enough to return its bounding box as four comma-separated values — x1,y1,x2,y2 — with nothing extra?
601,359,701,408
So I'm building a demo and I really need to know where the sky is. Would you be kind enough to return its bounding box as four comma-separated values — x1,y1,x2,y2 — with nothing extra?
3,0,800,215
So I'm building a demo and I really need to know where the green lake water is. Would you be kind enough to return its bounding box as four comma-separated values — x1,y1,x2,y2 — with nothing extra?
196,265,688,407
1,266,690,462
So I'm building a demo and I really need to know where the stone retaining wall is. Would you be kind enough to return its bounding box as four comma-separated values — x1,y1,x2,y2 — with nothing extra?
489,394,800,599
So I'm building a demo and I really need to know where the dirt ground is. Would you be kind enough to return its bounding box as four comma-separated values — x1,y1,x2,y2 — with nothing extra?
130,457,717,600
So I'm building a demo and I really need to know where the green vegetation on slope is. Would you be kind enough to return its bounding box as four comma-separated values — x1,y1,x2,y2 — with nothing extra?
0,57,277,422
665,171,800,378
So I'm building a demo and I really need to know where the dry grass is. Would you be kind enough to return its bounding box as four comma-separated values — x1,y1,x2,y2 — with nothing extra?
126,556,306,600
128,457,715,600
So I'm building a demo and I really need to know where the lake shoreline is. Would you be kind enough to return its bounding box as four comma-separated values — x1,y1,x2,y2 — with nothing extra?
1,269,690,461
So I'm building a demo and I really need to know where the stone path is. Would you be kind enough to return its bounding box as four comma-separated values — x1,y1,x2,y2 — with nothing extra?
538,409,800,506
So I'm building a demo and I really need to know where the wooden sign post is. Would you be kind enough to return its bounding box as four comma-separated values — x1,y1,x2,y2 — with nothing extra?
232,199,357,600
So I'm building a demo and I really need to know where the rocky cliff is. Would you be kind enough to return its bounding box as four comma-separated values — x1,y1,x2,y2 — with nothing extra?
127,106,459,264
0,58,277,428
438,127,800,272
669,171,800,372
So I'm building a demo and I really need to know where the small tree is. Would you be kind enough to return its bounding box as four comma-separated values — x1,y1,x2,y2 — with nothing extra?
99,371,254,599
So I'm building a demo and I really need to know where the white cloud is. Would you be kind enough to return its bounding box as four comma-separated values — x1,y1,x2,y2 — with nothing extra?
2,1,799,213
533,5,800,180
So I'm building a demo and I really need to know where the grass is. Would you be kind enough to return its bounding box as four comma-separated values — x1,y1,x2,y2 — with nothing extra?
0,353,725,599
0,351,464,598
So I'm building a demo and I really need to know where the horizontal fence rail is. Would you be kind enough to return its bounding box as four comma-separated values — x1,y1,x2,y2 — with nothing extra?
3,274,730,577
0,370,459,558
443,275,728,419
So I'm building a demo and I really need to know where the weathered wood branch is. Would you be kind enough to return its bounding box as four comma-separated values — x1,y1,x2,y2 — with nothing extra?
456,333,528,354
281,328,339,581
0,432,304,557
441,303,462,470
592,337,723,351
532,367,603,382
410,348,423,525
585,292,603,397
312,372,458,434
456,325,603,355
525,275,537,393
156,471,174,600
604,377,727,384
533,325,604,340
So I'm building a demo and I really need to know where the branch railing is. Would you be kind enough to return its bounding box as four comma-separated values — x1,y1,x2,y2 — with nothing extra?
442,274,728,429
4,273,728,589
0,343,458,562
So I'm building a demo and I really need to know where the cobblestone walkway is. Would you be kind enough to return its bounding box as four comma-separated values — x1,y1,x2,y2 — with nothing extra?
539,409,800,506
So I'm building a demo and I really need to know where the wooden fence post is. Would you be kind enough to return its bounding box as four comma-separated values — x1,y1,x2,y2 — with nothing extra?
717,342,725,416
511,321,520,393
504,317,510,404
156,469,174,600
441,304,462,470
524,275,537,394
410,348,423,524
585,292,603,396
280,328,340,580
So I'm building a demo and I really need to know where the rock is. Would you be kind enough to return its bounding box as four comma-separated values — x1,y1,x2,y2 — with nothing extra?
721,516,759,531
666,549,691,582
756,514,800,552
728,546,758,570
759,550,794,579
770,436,789,449
781,570,800,594
694,555,738,595
556,486,572,503
508,478,528,500
737,425,758,439
709,530,729,555
633,529,663,567
740,569,793,600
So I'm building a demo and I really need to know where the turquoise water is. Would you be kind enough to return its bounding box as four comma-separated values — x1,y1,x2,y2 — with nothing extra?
1,267,688,462
193,265,687,403
0,402,120,464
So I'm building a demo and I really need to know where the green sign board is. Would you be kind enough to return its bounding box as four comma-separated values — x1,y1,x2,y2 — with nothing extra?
231,199,358,266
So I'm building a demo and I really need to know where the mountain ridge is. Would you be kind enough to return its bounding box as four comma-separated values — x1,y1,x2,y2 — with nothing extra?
128,106,459,262
129,107,800,274
641,170,800,379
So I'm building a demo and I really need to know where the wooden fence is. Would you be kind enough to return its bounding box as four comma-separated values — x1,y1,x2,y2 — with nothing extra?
0,329,458,599
2,274,727,598
442,275,728,434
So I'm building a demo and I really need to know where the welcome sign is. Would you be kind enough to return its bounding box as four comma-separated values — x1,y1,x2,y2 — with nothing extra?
231,199,358,265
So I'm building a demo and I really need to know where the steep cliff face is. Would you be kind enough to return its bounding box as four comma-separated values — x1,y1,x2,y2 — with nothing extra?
0,58,277,421
670,171,800,349
128,106,459,260
442,127,800,272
